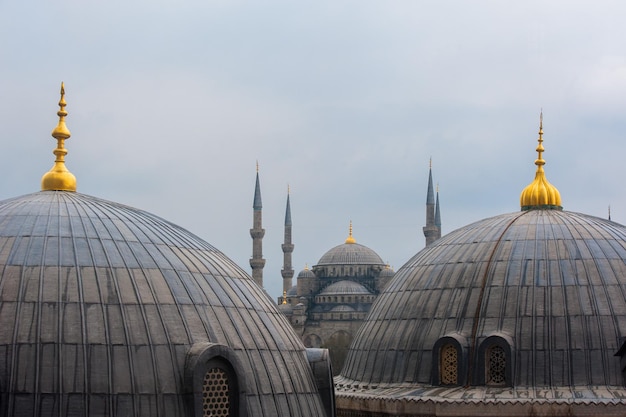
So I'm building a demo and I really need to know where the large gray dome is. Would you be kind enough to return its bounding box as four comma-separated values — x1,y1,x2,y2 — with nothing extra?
316,243,384,266
339,209,626,404
0,191,330,417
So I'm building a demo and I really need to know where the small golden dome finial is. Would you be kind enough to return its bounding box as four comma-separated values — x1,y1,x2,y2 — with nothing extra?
282,290,287,304
520,112,562,211
41,83,77,192
345,220,356,244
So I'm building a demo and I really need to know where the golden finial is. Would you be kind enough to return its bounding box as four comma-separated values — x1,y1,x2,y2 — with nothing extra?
256,160,259,172
41,82,76,192
282,290,287,304
287,184,290,194
345,220,356,244
429,157,432,169
520,112,562,211
304,263,309,270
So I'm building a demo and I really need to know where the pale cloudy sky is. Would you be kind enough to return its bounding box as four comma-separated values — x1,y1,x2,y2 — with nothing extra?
1,1,626,298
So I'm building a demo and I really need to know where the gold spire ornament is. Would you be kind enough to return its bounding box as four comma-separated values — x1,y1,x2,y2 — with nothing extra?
41,83,76,192
520,113,562,211
345,220,356,244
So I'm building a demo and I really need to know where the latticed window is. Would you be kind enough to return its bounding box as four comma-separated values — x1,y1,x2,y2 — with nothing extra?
486,345,506,385
440,344,458,385
202,367,231,416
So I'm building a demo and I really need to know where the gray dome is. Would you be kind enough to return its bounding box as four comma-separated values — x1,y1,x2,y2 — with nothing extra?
330,305,356,312
0,191,328,417
319,280,372,296
286,285,298,296
340,209,626,401
378,266,394,278
316,243,384,266
298,267,316,278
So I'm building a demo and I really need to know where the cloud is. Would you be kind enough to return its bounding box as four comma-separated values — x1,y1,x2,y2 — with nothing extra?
2,0,626,298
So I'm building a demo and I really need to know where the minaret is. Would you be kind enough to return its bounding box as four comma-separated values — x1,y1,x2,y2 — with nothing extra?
423,159,439,246
281,186,294,296
250,163,266,288
434,184,442,240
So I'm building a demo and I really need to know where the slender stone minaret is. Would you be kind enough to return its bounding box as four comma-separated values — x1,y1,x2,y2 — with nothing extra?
423,159,440,246
250,163,265,288
435,184,442,240
281,186,294,296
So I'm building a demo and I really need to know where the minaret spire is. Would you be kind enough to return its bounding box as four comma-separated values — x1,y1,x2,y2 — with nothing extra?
434,184,442,238
250,164,265,288
423,159,439,246
281,185,294,297
41,82,77,192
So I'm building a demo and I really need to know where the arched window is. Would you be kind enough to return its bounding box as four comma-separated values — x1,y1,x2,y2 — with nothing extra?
440,344,458,385
185,343,243,417
432,334,467,386
485,345,506,386
476,334,513,387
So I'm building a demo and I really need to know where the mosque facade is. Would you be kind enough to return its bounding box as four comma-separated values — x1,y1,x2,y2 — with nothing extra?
265,169,441,374
335,116,626,416
0,86,336,417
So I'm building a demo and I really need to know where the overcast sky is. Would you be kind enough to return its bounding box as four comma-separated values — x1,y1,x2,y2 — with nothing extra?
1,1,626,298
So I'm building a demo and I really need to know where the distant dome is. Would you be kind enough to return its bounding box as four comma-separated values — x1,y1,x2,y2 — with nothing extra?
286,285,298,296
0,191,329,417
330,305,356,312
340,209,626,399
298,267,316,278
320,280,372,296
278,302,294,314
378,266,395,278
316,243,384,266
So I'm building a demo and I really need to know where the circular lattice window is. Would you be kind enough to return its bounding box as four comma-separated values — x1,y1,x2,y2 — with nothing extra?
202,367,230,416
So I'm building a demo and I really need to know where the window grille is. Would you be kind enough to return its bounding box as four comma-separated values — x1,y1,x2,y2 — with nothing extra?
486,345,506,385
440,344,458,385
202,367,230,416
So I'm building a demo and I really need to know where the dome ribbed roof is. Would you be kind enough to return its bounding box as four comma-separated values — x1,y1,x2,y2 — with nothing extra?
319,280,373,295
316,243,384,266
341,209,626,397
0,191,326,416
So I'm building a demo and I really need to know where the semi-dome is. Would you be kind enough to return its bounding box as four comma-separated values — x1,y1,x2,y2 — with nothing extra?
330,305,356,313
0,86,334,417
319,280,372,296
336,116,626,415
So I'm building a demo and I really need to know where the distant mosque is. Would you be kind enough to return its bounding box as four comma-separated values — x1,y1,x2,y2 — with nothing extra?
248,159,442,373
